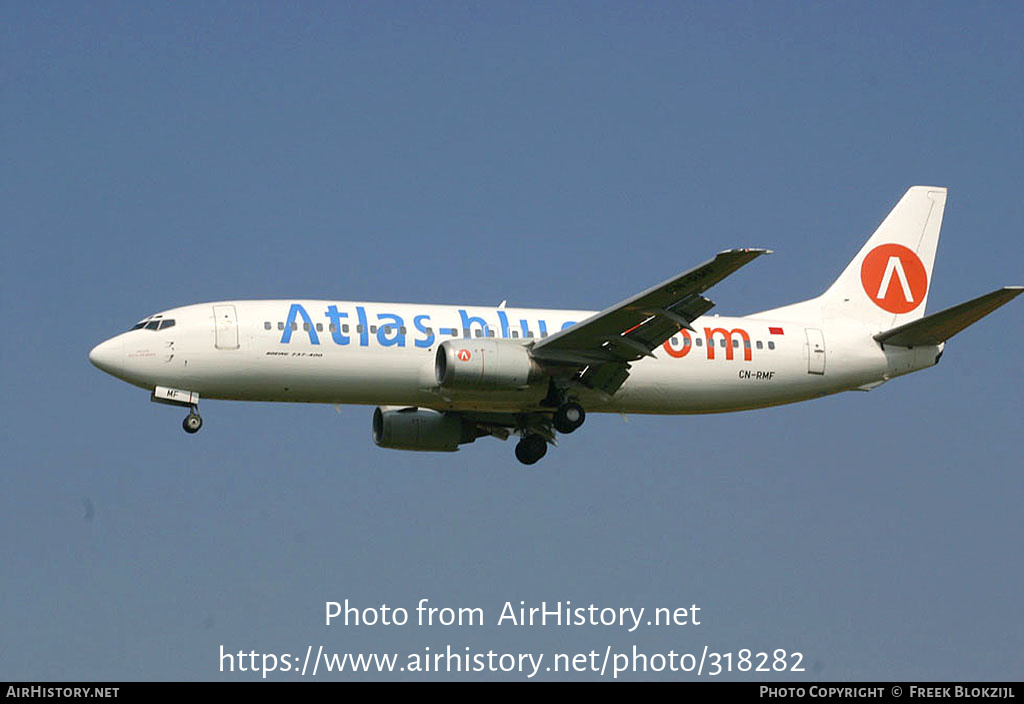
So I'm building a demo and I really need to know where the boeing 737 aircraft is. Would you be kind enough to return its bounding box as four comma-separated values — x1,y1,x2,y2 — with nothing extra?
90,187,1020,464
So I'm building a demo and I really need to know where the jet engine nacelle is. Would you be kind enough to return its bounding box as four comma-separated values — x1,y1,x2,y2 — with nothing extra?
435,339,542,390
372,406,478,452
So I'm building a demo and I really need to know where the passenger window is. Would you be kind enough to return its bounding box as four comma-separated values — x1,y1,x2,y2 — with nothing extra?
720,339,726,348
159,319,175,330
400,326,407,335
264,322,271,330
743,339,750,348
512,331,519,338
329,324,336,332
291,322,298,331
526,331,534,338
487,329,494,337
732,339,739,348
683,337,690,346
696,338,703,346
381,325,391,334
278,322,284,330
370,325,377,333
768,341,775,350
356,325,364,333
475,330,483,338
303,323,310,331
342,325,349,333
671,337,678,345
316,323,323,332
756,341,763,350
463,329,471,338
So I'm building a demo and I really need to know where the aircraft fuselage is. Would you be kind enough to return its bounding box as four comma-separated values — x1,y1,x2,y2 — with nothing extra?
89,299,937,415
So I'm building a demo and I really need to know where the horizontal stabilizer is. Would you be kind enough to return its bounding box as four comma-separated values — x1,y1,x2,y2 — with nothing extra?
874,286,1023,347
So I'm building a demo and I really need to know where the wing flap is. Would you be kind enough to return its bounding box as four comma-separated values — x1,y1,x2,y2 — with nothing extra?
578,362,632,396
874,286,1023,347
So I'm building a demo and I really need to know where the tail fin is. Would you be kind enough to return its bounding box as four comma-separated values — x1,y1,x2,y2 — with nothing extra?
820,186,947,330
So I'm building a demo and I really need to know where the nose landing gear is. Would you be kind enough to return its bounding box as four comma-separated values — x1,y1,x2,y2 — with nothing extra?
151,386,204,435
182,408,203,434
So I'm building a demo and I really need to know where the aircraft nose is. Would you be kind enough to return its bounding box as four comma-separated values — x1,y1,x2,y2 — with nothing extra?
89,337,123,375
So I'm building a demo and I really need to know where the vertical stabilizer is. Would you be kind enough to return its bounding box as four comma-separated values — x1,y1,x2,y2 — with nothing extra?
819,186,947,330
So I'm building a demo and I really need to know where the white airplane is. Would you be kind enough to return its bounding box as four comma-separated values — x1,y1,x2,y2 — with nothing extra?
90,187,1020,465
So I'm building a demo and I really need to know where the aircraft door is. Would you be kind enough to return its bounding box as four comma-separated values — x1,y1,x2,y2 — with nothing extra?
213,305,239,350
805,328,825,374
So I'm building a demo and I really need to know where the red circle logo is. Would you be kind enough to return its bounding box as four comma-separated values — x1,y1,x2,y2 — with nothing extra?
860,244,927,314
456,349,471,362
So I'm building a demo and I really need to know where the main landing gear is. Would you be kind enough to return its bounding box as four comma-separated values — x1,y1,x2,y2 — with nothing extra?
542,380,587,436
515,433,547,465
182,408,203,434
553,401,585,434
512,397,587,466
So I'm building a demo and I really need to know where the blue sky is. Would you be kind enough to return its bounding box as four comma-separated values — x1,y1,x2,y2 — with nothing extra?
2,2,1021,681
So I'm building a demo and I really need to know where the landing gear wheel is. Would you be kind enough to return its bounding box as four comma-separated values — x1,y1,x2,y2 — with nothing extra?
515,434,548,465
553,401,585,434
183,412,203,434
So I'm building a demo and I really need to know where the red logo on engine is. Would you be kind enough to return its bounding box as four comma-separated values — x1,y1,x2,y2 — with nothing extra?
860,244,928,314
456,349,471,362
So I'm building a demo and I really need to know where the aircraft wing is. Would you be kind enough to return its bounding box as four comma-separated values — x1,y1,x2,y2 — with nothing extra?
874,286,1023,347
531,248,771,394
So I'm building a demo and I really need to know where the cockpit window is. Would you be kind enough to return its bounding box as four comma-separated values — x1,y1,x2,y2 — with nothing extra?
130,317,176,331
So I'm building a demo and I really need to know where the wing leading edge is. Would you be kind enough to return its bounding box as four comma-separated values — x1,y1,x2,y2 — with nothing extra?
531,248,771,394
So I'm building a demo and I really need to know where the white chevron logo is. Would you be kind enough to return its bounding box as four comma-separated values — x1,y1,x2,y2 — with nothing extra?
875,256,914,302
